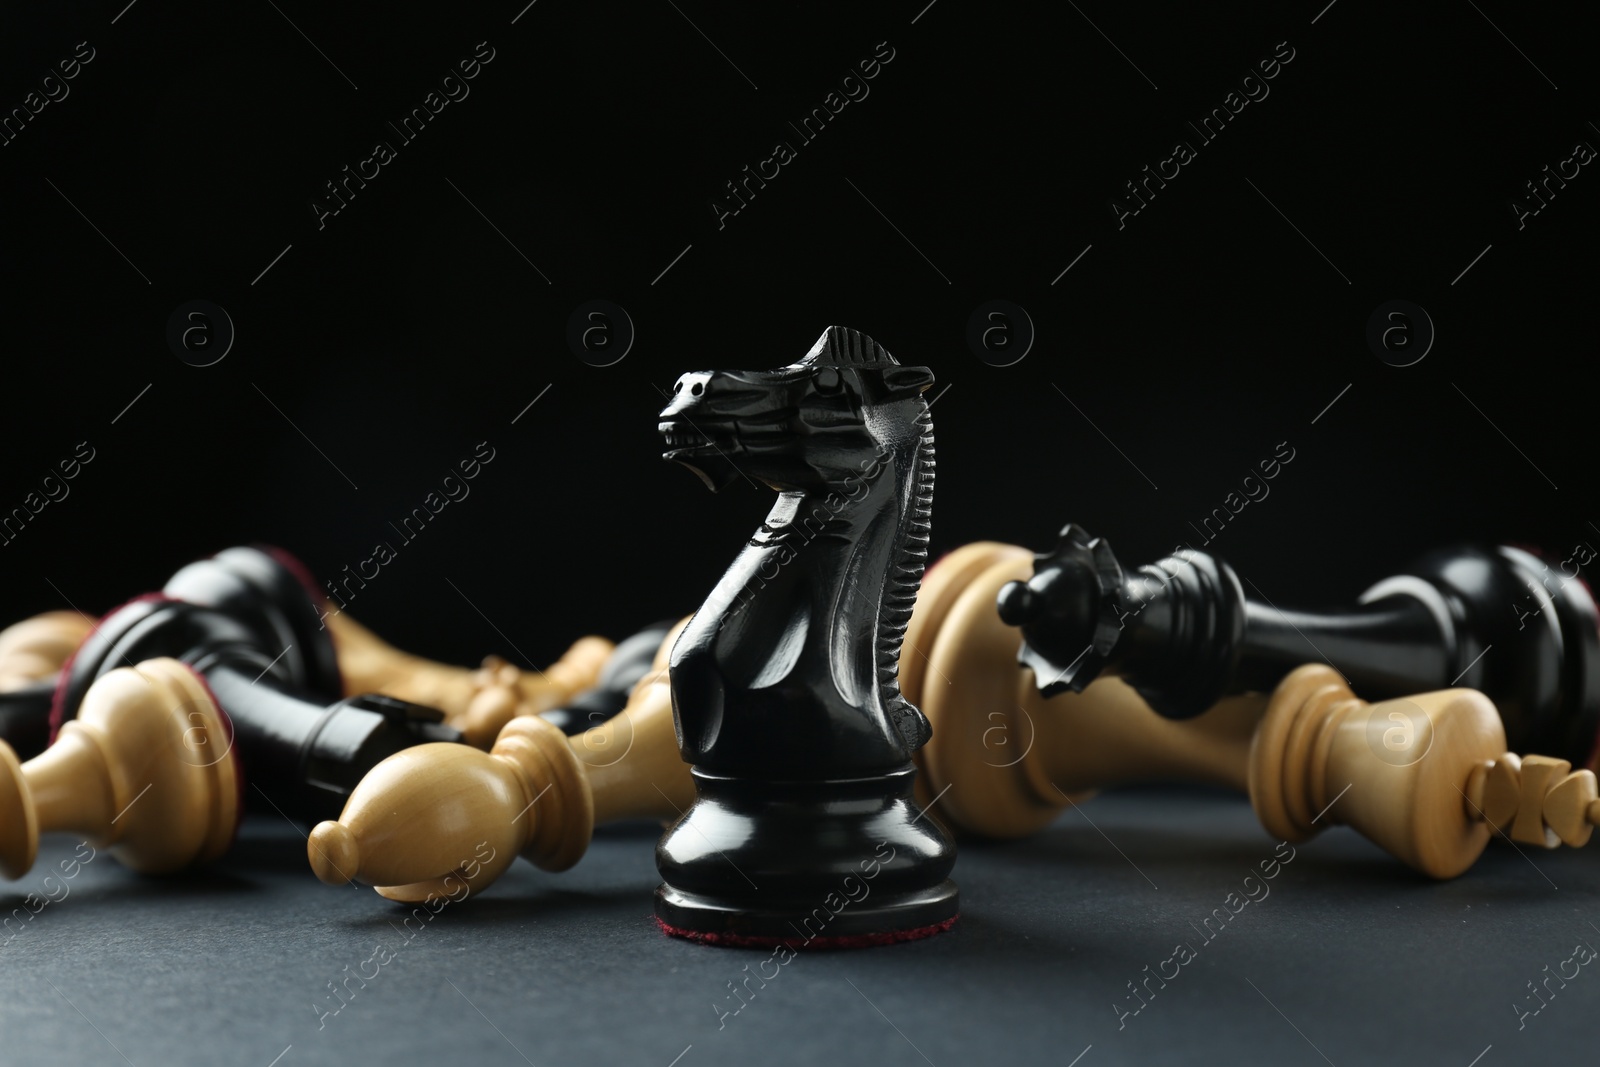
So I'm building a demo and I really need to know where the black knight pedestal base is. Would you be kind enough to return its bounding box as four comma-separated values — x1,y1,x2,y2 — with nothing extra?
654,768,958,946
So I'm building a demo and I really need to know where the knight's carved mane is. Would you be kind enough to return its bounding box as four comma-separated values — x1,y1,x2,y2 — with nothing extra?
662,325,938,773
807,326,935,748
880,400,934,746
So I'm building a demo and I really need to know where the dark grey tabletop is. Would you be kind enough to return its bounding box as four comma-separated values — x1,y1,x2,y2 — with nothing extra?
1,787,1591,1067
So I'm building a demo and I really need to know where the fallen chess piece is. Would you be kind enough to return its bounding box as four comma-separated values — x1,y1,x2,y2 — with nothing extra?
0,546,613,760
536,620,678,736
906,543,1598,878
311,549,1597,908
307,657,691,902
48,582,661,825
995,524,1600,764
0,658,238,880
0,611,94,689
162,546,616,747
0,611,95,758
53,593,458,823
0,616,688,887
324,612,611,747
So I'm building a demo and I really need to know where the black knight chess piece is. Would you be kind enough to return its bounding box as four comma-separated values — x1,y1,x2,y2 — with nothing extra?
996,524,1600,764
654,326,958,945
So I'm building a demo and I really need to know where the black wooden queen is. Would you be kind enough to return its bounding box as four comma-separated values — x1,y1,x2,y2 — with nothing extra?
654,326,959,946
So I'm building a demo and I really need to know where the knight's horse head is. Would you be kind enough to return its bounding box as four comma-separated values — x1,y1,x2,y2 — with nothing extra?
658,326,934,493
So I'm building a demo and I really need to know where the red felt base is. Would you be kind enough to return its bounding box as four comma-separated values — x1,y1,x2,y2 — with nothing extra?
655,913,957,950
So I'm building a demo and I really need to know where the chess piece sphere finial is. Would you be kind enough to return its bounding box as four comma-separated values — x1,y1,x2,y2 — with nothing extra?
307,820,360,885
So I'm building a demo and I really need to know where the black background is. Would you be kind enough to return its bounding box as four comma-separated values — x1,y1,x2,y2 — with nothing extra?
3,4,1599,1066
2,1,1595,668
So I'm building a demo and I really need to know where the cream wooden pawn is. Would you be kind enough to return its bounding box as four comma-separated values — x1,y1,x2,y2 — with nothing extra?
308,622,695,902
0,658,239,880
0,611,95,691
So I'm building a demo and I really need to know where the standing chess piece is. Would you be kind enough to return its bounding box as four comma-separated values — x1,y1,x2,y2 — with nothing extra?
654,326,958,946
995,524,1600,763
0,611,96,759
307,657,693,901
0,658,238,880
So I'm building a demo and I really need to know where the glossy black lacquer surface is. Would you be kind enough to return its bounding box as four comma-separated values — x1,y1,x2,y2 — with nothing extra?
52,549,460,822
0,677,56,760
163,545,345,700
654,326,957,940
0,545,347,760
997,524,1600,763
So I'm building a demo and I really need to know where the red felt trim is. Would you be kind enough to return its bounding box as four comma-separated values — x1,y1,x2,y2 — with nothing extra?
1582,592,1600,775
655,913,957,950
256,543,344,695
257,544,324,611
48,592,175,744
1508,543,1600,773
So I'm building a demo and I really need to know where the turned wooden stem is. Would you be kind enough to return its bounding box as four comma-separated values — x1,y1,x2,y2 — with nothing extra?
0,658,239,880
1248,664,1506,878
307,658,694,903
0,611,95,690
324,612,612,746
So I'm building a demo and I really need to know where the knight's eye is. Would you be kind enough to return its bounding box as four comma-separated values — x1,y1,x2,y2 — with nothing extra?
815,368,841,393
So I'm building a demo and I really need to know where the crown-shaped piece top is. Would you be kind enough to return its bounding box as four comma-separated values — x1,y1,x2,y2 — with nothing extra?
996,523,1127,696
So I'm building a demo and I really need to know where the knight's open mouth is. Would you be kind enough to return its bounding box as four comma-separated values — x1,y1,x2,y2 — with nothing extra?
659,424,714,452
